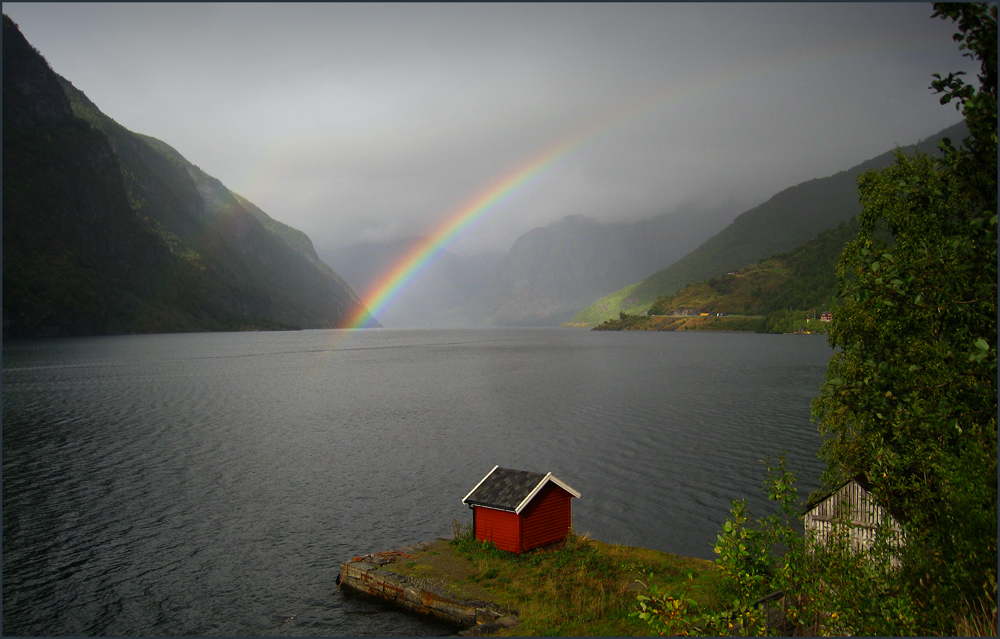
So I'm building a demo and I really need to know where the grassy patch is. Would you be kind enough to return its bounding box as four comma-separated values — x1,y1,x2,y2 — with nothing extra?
391,529,722,636
593,313,768,333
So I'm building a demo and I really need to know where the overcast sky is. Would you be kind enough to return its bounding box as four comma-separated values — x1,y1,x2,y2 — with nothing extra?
5,3,971,255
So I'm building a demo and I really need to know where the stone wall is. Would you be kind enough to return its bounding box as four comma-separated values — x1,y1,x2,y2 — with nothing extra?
337,539,516,633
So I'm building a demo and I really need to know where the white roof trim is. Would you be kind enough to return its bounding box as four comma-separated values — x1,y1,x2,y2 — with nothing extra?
467,503,518,514
461,465,499,505
513,473,581,515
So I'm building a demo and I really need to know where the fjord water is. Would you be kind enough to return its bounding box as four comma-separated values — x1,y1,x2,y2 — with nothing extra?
3,328,832,636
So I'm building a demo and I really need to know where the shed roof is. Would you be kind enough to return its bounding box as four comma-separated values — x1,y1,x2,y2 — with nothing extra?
462,465,581,515
802,473,905,523
803,474,871,514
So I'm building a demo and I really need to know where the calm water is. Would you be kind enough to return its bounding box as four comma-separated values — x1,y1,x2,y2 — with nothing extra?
3,328,833,636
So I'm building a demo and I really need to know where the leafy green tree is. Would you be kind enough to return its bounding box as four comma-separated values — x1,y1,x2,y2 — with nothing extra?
637,11,996,632
811,1,997,626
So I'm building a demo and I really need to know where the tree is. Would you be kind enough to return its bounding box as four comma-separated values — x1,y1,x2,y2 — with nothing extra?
811,1,997,627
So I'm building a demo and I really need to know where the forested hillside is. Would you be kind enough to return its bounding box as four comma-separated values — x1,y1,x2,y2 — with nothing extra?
594,219,859,332
574,121,966,326
464,205,736,326
2,15,373,336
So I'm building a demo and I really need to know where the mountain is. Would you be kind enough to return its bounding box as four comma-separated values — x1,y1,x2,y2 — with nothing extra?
466,205,738,326
2,15,374,337
318,238,503,328
322,202,736,328
594,218,861,333
573,121,968,326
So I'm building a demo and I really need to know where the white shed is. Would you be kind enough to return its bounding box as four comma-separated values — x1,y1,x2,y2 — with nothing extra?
803,474,903,557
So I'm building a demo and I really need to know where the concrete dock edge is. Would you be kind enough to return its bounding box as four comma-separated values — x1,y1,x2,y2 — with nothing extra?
337,539,515,632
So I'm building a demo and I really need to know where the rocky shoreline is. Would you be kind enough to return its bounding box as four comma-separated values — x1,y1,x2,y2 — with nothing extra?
337,538,520,636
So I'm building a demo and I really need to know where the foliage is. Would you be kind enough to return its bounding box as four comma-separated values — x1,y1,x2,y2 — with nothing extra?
637,456,998,636
810,2,997,628
437,522,721,636
628,6,999,636
712,456,804,635
633,577,702,636
595,219,861,333
760,218,860,313
632,456,802,636
700,316,770,333
572,122,966,326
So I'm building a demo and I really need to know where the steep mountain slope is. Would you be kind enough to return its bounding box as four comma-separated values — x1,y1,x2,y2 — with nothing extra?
573,122,968,326
2,16,373,336
322,201,736,327
595,218,861,333
3,15,187,335
468,205,737,326
648,217,859,316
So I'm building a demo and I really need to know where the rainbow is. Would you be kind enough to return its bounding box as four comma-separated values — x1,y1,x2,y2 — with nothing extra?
309,34,956,329
343,130,597,329
342,91,681,329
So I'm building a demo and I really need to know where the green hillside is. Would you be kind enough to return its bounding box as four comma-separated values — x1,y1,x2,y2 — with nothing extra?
573,122,966,326
594,218,860,333
2,15,374,336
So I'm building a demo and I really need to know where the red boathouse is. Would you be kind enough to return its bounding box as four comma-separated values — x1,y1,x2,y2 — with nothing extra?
461,466,581,554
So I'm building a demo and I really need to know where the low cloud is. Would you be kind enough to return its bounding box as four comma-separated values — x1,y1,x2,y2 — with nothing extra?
4,3,972,256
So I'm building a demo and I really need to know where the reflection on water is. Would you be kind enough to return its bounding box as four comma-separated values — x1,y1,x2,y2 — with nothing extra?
3,328,832,635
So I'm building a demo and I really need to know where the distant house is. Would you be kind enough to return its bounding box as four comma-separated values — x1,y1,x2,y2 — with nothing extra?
820,312,833,322
803,474,903,561
462,466,580,554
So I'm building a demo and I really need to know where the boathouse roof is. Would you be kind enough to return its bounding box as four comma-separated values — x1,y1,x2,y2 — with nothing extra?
462,465,581,515
803,473,872,514
803,473,905,522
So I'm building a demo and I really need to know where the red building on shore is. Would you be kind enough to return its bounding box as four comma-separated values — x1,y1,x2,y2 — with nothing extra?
462,466,581,554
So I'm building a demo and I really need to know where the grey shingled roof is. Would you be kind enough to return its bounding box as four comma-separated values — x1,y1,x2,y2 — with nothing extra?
463,467,548,512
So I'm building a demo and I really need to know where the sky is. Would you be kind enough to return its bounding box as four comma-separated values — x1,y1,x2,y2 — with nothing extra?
4,3,972,256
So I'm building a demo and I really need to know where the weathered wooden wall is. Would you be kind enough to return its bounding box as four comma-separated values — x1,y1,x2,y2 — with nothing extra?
803,479,903,554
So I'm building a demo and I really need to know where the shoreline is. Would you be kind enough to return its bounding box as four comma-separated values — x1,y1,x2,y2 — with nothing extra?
337,533,720,636
337,538,518,636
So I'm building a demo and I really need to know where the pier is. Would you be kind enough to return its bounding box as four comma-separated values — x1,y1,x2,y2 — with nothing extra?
337,538,520,635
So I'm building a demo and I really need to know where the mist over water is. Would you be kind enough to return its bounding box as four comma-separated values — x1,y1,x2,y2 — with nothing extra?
3,328,832,636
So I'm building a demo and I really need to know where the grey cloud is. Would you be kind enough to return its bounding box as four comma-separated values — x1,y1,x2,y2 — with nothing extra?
4,3,974,258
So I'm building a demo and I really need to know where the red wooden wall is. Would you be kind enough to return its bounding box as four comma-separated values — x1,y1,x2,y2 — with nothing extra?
520,483,572,551
474,506,521,553
474,483,573,553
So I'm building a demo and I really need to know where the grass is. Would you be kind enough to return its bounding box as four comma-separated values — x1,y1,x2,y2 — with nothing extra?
587,254,838,334
954,596,999,637
594,314,767,332
389,526,722,636
574,216,858,328
571,282,651,327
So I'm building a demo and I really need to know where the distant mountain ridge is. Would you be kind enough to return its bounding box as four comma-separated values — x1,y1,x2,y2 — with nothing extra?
2,15,374,336
319,238,503,328
333,201,738,328
594,218,862,333
573,121,968,326
332,121,965,329
467,205,738,326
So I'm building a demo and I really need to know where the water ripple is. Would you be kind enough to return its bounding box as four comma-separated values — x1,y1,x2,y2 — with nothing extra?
4,329,832,635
